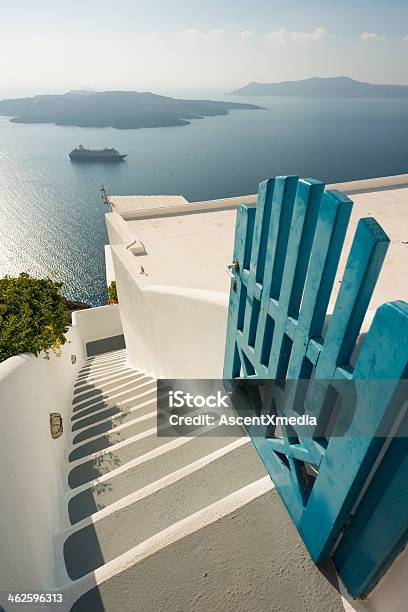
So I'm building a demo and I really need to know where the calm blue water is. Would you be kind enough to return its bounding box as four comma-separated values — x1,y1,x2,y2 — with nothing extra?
0,96,407,306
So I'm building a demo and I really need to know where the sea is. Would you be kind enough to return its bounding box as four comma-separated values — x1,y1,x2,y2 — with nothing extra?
0,95,407,306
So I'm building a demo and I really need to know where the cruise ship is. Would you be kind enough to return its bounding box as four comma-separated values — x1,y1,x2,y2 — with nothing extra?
69,145,127,161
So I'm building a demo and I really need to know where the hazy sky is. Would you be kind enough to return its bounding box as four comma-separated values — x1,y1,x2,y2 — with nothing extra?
1,0,407,98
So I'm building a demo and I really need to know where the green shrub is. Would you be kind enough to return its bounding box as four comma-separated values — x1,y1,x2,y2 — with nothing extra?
107,280,118,304
0,273,68,362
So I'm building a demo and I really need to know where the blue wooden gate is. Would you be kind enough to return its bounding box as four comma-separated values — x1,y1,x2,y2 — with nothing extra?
224,176,408,597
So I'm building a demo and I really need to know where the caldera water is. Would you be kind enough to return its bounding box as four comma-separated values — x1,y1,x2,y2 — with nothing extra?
0,95,407,305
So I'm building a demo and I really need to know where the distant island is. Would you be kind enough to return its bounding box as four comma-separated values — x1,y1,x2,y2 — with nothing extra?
0,90,263,129
230,76,408,97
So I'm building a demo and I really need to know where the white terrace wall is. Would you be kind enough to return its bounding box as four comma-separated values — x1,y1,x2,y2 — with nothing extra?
0,325,85,590
0,306,123,591
110,244,227,379
72,304,123,350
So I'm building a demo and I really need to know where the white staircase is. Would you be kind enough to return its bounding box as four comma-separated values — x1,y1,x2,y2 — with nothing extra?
57,349,344,612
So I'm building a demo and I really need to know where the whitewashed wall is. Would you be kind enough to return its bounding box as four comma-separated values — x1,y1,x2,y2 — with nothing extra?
110,245,228,379
72,304,123,350
0,305,123,591
0,326,85,590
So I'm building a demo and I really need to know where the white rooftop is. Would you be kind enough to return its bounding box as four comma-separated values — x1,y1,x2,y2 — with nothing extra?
107,174,408,311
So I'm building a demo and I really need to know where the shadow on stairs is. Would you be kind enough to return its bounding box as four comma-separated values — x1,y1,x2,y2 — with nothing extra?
58,349,344,612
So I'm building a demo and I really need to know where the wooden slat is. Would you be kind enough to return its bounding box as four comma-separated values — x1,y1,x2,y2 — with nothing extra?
299,301,408,562
242,179,275,344
267,188,353,472
334,436,408,597
335,428,408,597
266,179,324,376
254,176,299,367
315,217,389,379
285,189,352,379
305,217,390,448
223,204,256,379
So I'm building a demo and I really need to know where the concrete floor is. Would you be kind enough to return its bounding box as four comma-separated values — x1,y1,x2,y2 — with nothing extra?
70,490,343,612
